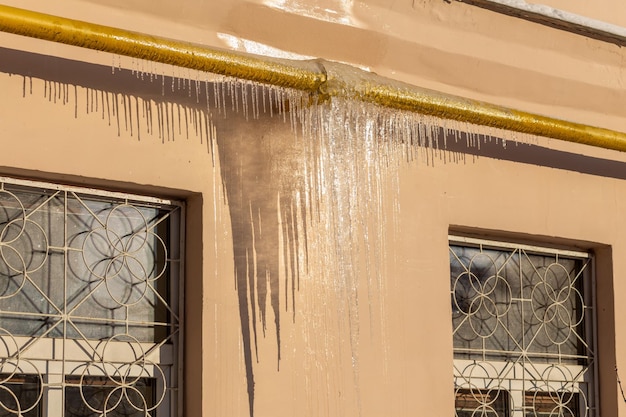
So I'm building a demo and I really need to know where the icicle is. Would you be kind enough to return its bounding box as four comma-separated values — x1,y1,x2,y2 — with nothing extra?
242,82,249,121
251,83,258,119
268,88,274,118
230,80,236,113
209,118,217,159
280,90,286,124
213,81,219,112
262,85,267,115
220,81,227,117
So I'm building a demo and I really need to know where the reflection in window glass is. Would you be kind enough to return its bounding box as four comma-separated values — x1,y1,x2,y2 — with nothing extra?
525,391,579,417
0,178,181,417
450,245,586,362
450,238,594,417
0,186,174,343
455,388,509,417
0,374,41,417
65,376,155,417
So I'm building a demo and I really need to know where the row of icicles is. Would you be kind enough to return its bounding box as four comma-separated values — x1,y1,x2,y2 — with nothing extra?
19,55,532,160
12,58,530,417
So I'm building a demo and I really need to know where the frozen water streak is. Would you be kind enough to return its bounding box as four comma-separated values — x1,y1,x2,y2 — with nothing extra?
13,59,532,416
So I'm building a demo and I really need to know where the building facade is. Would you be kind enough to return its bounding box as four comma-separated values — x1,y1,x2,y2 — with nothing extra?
1,0,626,416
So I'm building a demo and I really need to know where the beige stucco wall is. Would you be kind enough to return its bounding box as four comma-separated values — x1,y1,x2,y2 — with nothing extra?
1,1,626,416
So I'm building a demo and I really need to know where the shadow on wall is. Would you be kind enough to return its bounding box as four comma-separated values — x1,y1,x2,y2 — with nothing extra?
0,46,307,417
214,112,309,416
0,47,217,146
443,133,626,181
3,46,626,180
2,46,626,417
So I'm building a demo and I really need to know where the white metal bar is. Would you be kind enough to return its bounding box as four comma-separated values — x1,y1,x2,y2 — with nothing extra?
0,176,181,207
449,234,590,258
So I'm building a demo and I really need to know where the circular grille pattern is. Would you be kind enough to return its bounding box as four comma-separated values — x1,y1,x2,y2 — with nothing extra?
451,242,593,417
0,181,180,416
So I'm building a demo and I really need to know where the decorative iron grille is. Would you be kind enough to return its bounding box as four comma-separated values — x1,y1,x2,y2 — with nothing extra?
0,178,182,416
450,236,595,417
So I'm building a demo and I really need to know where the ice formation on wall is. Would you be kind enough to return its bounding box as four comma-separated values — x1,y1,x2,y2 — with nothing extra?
2,48,518,416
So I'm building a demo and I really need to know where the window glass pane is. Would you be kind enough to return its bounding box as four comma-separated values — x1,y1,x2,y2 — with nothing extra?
0,374,41,417
525,391,579,417
65,197,173,342
455,388,509,417
65,376,155,417
0,178,181,417
450,238,594,417
0,184,177,342
450,245,587,362
0,186,65,337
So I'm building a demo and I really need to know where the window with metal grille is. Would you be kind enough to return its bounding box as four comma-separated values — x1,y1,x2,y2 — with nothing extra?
0,177,182,416
450,236,596,417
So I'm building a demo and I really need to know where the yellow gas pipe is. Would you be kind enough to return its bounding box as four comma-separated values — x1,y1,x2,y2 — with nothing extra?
1,4,626,153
